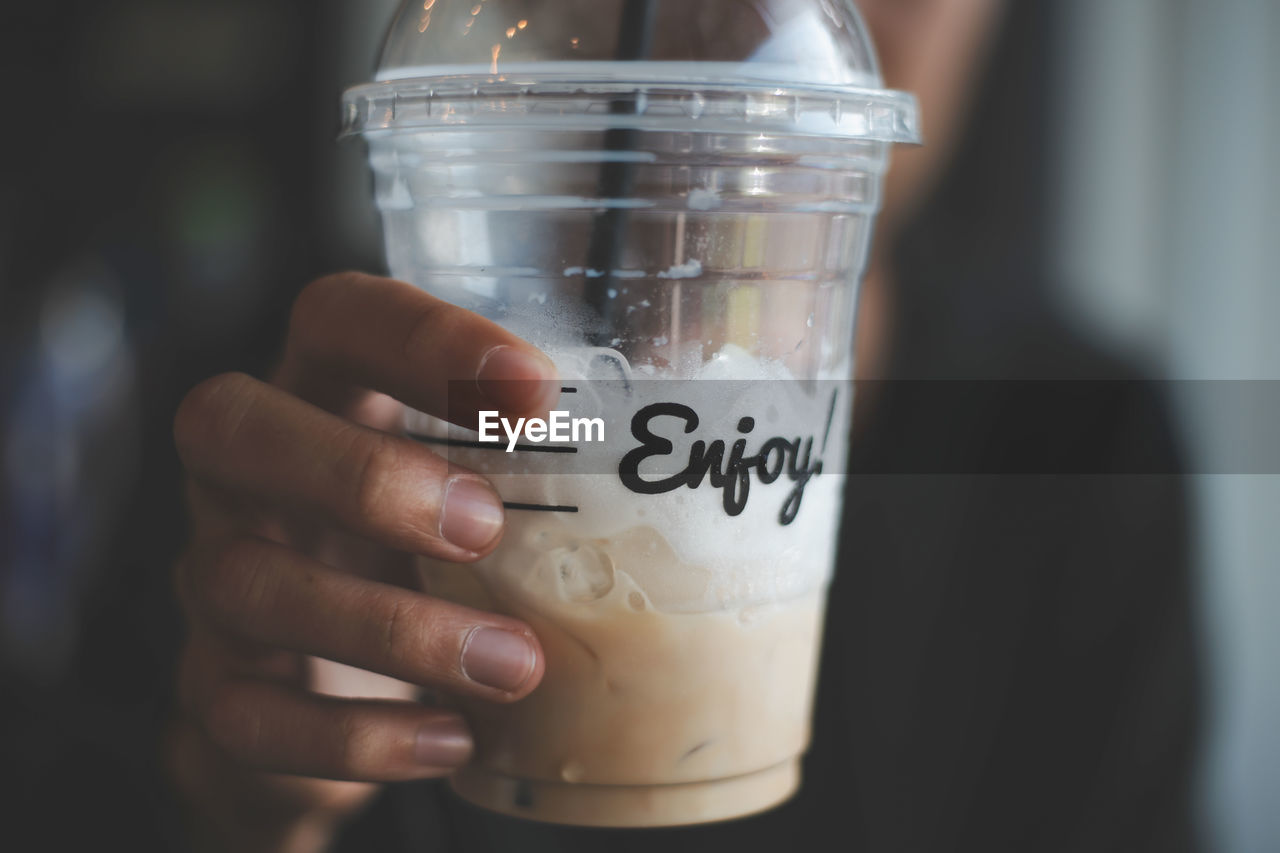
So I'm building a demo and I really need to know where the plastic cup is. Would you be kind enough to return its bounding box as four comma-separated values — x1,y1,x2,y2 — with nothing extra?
342,0,919,827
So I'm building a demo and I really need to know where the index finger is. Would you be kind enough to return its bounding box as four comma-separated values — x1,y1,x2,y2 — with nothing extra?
276,273,560,428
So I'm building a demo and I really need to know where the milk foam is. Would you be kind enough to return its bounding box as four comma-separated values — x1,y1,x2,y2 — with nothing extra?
411,344,850,611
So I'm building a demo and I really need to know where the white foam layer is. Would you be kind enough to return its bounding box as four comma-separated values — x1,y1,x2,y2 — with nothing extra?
412,344,851,610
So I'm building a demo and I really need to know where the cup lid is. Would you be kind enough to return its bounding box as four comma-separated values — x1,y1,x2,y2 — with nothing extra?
342,0,921,143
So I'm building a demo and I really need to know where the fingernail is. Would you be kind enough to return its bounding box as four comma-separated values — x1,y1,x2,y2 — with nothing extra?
440,479,504,552
415,717,473,767
461,627,536,692
476,345,558,414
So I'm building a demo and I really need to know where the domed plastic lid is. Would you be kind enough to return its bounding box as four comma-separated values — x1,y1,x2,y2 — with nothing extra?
342,0,921,143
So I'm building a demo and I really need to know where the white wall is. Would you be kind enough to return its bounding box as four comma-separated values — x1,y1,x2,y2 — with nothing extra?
1053,2,1280,851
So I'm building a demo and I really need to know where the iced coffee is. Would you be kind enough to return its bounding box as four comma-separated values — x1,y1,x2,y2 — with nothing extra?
412,350,850,825
343,0,920,827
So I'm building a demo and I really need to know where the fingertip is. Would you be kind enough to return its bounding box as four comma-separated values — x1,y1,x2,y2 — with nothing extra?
518,628,546,699
476,345,560,418
414,715,474,769
440,477,506,554
460,625,541,698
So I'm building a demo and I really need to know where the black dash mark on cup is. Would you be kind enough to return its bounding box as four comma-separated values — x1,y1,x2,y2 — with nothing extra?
680,740,714,762
406,433,579,455
504,503,581,514
821,389,839,454
560,387,578,394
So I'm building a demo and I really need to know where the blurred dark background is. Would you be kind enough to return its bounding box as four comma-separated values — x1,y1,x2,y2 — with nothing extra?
0,2,395,840
1,1,1276,850
1,0,388,677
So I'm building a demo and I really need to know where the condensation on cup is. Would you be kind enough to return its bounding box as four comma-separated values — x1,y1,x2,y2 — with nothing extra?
342,0,920,828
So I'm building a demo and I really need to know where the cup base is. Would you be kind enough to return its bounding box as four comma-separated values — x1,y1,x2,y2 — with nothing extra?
449,759,800,828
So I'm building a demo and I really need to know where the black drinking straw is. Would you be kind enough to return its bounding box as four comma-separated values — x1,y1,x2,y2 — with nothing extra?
584,0,658,343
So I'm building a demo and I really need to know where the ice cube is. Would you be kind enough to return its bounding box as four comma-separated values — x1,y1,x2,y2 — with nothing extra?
550,544,615,602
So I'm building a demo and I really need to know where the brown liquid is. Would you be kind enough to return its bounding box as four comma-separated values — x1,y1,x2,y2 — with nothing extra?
420,521,828,826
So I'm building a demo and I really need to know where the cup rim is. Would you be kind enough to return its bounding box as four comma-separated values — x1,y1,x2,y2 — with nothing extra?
340,74,923,145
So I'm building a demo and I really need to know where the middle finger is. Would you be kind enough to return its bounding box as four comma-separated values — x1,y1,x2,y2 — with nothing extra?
175,372,504,560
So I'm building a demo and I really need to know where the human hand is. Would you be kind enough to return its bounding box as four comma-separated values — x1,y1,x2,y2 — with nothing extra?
167,273,557,852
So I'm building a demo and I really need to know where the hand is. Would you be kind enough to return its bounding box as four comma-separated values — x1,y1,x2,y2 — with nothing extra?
166,273,558,853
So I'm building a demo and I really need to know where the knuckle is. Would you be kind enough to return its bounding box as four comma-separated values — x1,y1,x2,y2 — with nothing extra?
400,297,453,362
289,272,366,352
346,433,451,550
379,597,420,673
289,276,341,342
203,686,262,761
173,372,257,466
198,538,279,624
348,432,406,527
337,709,382,776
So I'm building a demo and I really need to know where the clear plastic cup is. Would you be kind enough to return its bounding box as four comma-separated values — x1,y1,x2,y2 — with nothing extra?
342,0,919,827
